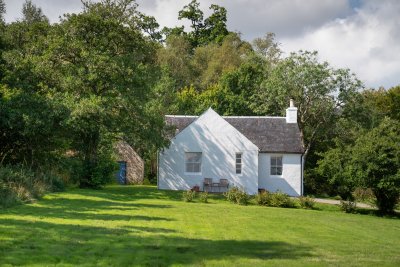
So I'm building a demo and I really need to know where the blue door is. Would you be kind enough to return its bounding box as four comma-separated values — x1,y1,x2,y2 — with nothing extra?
117,161,127,185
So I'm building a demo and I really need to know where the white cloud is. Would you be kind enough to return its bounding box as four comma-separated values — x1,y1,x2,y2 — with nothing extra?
137,0,352,40
280,0,400,89
3,0,399,88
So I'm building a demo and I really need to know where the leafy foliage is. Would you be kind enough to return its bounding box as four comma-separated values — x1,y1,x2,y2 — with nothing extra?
182,189,196,202
251,51,362,160
0,165,64,208
224,186,250,205
298,196,316,209
317,117,400,214
199,191,208,203
340,200,357,213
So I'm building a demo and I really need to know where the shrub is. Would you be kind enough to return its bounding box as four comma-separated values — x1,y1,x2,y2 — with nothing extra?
224,187,240,203
224,187,250,205
340,200,357,213
79,156,117,189
269,191,296,208
182,189,196,202
0,182,20,208
199,192,208,203
235,190,250,206
299,196,316,209
255,191,271,206
352,187,374,202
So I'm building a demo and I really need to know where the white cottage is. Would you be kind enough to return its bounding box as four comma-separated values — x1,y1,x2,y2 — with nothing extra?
158,101,304,196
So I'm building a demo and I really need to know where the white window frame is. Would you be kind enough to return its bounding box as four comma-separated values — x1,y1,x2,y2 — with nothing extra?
184,152,202,174
270,156,283,176
235,152,242,174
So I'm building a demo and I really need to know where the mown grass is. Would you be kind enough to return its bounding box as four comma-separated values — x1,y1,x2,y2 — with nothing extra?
0,185,399,266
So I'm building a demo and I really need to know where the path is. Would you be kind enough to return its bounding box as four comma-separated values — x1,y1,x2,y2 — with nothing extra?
313,198,375,209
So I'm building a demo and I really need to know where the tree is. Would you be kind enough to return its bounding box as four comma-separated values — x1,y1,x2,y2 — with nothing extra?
192,33,252,89
167,0,229,47
317,117,400,214
157,35,194,90
9,0,164,187
251,51,363,161
252,32,281,64
0,0,5,22
349,117,400,214
22,0,49,23
0,85,69,167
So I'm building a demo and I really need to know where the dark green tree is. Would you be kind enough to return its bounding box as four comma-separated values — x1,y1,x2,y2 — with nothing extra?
22,0,49,23
0,0,5,21
167,0,229,47
317,117,400,214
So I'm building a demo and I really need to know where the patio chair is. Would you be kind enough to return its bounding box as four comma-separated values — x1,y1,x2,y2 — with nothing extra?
203,178,213,192
219,179,229,192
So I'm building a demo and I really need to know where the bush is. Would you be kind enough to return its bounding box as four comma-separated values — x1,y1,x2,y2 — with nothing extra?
269,191,296,208
78,156,117,189
182,190,196,202
199,192,208,203
255,191,271,206
352,187,374,203
299,196,316,209
340,200,357,213
224,187,250,205
235,190,250,206
0,182,20,208
224,187,240,203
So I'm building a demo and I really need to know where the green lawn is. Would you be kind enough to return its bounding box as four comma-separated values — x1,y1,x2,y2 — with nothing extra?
0,186,399,266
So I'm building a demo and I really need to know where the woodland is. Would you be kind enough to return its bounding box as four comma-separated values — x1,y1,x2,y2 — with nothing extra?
0,0,399,214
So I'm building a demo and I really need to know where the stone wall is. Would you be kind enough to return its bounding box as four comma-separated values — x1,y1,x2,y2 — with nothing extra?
115,141,144,184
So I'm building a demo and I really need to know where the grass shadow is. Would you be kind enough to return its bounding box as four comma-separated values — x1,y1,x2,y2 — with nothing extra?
0,217,313,266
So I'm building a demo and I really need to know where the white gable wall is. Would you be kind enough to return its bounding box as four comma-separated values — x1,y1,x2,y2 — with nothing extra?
258,153,302,196
159,109,259,195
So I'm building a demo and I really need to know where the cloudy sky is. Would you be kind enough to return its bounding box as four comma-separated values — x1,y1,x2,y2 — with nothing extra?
3,0,400,89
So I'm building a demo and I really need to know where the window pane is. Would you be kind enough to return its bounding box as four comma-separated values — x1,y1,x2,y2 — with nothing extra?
193,164,200,173
185,153,201,173
236,153,242,174
270,156,283,175
185,152,201,163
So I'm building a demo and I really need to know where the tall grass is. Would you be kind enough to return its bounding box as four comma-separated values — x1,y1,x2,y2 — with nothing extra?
0,165,64,208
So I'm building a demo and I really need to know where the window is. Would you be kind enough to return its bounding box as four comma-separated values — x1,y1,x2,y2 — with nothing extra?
236,153,242,174
270,156,283,175
185,152,202,173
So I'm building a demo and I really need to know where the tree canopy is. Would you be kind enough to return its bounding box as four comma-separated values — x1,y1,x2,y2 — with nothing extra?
0,0,398,213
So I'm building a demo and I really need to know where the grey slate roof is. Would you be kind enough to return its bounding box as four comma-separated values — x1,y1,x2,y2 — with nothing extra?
165,115,304,154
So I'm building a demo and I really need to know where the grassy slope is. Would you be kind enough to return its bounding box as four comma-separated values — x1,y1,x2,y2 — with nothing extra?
0,186,399,267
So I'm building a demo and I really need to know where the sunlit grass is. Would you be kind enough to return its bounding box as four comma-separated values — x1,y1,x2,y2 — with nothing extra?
0,185,399,266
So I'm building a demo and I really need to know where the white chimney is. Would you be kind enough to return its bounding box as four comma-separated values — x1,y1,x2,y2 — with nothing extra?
286,99,297,123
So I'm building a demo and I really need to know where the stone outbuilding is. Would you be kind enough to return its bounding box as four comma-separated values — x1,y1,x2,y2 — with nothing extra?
114,140,144,184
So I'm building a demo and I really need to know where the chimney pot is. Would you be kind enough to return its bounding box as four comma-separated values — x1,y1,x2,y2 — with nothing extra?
286,99,298,124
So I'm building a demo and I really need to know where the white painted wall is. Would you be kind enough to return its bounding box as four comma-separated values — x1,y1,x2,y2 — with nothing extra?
258,153,302,196
159,108,259,195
